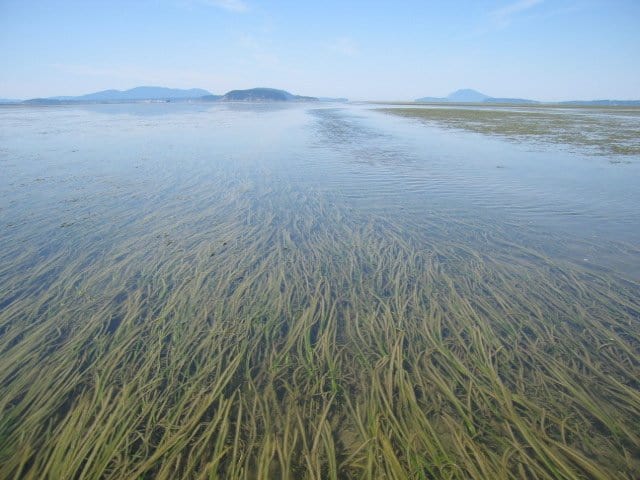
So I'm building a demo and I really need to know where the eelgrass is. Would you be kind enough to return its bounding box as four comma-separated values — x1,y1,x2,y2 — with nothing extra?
380,106,640,157
1,166,638,480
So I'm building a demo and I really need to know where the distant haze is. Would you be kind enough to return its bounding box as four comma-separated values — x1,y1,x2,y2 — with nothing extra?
1,0,639,101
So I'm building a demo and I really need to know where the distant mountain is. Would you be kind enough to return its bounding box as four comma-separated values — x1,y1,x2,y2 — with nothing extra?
0,98,21,104
16,86,334,105
416,89,538,104
23,98,65,105
415,90,640,106
21,87,212,104
219,88,318,102
447,89,489,102
55,86,212,102
417,89,488,103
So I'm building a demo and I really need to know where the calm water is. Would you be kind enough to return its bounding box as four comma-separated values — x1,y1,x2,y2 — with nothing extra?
1,103,640,479
1,102,639,279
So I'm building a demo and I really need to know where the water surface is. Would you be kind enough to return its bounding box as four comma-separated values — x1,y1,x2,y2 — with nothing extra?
1,103,639,479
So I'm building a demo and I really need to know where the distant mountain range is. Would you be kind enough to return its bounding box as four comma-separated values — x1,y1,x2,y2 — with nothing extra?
53,86,212,102
219,88,318,102
19,86,212,105
9,86,333,105
416,89,537,104
415,89,640,106
3,86,638,106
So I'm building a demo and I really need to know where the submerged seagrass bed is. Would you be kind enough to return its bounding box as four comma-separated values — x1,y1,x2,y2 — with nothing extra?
0,103,639,479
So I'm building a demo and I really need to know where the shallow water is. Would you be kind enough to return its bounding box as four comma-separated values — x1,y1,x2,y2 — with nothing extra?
1,103,639,479
2,103,638,277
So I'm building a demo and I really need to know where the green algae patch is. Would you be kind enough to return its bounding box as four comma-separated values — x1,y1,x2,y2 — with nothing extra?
381,106,640,158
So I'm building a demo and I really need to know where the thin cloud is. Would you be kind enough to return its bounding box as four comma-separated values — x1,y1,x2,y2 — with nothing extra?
490,0,544,27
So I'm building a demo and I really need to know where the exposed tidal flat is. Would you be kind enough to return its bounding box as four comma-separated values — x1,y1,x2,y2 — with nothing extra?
0,104,639,479
379,104,640,159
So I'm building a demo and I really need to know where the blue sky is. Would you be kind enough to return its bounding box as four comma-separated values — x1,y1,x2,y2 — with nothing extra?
1,0,639,101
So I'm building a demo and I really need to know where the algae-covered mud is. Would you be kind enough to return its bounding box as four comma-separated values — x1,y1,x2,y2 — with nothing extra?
1,104,639,479
380,105,640,158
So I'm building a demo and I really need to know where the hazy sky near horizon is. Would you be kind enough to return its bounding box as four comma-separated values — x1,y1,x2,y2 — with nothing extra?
1,0,639,101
